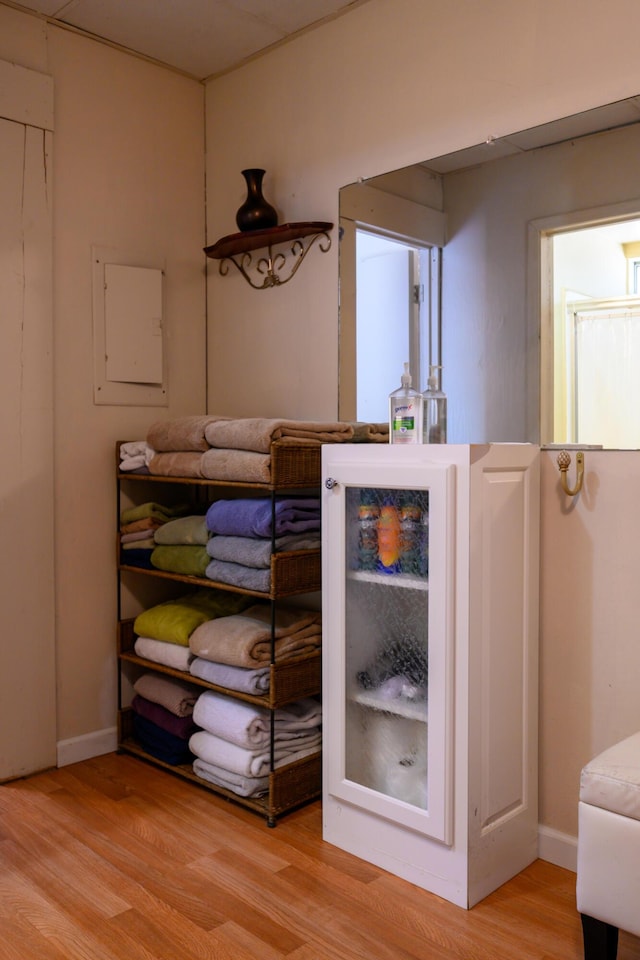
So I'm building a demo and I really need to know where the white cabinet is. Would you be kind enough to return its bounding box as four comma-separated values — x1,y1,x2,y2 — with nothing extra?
321,443,540,908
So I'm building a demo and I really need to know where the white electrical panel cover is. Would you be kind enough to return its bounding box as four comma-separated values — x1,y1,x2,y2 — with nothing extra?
105,263,163,385
92,248,167,406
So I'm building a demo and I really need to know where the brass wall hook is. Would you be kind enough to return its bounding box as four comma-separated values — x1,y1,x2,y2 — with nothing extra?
556,450,585,497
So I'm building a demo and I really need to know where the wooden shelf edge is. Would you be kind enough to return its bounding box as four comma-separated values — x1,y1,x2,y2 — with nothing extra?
204,221,333,260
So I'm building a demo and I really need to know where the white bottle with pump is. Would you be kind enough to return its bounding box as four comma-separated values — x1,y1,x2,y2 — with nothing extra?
422,365,447,443
389,362,423,444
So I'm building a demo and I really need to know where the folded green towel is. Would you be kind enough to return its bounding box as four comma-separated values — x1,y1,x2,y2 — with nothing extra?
153,515,209,545
133,589,252,646
151,545,210,578
120,501,190,525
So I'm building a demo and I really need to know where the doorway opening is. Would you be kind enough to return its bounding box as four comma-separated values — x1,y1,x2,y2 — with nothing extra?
543,214,640,448
351,228,439,423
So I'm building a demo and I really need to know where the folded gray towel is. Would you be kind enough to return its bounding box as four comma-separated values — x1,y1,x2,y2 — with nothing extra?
190,657,270,694
205,558,270,592
206,532,320,569
192,757,269,797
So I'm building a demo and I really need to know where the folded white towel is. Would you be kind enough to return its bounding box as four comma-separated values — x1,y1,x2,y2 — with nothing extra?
193,690,270,749
192,691,321,750
189,728,321,777
192,757,269,798
120,455,147,471
134,636,194,672
274,697,323,731
119,441,155,471
120,440,149,458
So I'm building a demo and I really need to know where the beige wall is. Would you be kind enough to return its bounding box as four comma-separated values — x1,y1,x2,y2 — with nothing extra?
0,69,55,779
0,5,206,762
205,0,640,858
204,0,640,419
539,450,640,834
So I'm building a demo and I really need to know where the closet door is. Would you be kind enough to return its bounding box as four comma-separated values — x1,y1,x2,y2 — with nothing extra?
0,113,56,778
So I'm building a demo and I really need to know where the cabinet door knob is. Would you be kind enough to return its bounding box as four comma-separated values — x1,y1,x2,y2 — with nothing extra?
325,477,338,489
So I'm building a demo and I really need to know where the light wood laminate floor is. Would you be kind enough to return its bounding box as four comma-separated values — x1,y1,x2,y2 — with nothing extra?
1,752,639,960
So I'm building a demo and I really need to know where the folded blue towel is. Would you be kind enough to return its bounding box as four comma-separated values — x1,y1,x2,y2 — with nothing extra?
132,713,195,765
205,497,320,538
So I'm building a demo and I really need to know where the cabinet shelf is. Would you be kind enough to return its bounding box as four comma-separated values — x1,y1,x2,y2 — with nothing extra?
350,688,428,722
204,221,333,289
347,569,428,591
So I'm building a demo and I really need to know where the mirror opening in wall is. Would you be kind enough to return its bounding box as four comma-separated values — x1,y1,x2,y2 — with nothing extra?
338,95,640,450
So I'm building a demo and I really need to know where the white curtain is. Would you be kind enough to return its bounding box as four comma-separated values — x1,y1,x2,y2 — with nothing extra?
573,302,640,448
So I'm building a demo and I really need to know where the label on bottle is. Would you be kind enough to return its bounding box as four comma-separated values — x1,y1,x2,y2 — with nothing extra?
391,400,419,444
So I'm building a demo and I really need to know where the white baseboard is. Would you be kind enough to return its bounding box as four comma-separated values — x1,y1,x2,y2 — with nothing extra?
538,824,578,873
56,727,118,768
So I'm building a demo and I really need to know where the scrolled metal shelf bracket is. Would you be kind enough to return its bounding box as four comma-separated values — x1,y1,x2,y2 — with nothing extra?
205,221,334,291
556,449,585,497
219,230,332,289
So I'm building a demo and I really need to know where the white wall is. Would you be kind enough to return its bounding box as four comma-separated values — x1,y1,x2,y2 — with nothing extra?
205,0,640,855
0,4,206,767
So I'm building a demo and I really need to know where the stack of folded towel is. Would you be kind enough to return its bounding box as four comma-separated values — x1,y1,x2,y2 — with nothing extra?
119,501,190,569
189,690,322,797
118,440,155,473
149,513,210,578
132,588,253,672
131,672,201,765
188,601,322,691
204,496,321,591
117,414,388,481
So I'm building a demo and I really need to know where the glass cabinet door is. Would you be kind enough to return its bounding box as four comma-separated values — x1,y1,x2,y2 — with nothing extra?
323,457,454,844
345,485,430,808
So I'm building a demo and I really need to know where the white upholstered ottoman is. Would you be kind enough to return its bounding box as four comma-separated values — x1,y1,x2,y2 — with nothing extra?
576,730,640,959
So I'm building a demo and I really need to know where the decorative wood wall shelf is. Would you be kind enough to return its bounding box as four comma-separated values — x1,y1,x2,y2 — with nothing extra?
204,221,333,290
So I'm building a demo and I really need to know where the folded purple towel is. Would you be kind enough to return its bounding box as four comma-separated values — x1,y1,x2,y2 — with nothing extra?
131,694,198,740
205,497,320,539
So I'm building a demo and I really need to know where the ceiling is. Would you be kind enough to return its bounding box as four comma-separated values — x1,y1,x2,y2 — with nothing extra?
6,0,369,80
